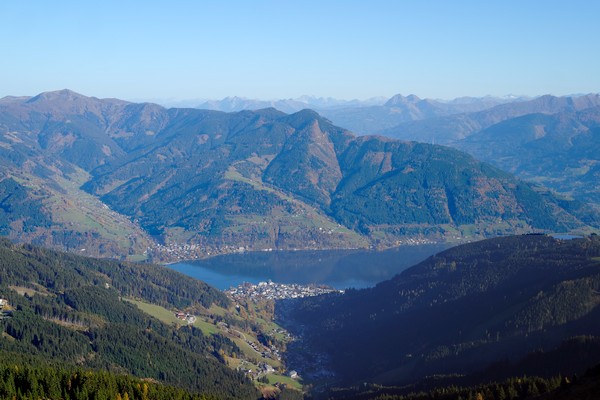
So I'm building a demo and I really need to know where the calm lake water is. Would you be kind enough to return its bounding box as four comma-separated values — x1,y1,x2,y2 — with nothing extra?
167,244,448,290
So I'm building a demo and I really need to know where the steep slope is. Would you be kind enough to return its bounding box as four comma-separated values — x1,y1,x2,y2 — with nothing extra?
84,108,367,253
330,137,592,242
0,238,258,399
0,91,155,258
283,235,600,387
0,89,128,170
263,110,351,206
84,104,596,254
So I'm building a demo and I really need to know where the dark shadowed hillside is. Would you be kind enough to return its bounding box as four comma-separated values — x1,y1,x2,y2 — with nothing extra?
281,234,600,390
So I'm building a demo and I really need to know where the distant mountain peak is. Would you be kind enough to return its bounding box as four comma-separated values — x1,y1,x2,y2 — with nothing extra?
27,89,88,103
282,108,326,128
292,108,322,119
384,94,422,106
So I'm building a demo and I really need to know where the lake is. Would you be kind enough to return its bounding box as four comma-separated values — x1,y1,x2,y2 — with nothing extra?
167,244,448,290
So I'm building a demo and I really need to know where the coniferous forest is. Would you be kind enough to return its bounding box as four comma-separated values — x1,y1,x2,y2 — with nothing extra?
2,233,600,398
281,235,600,397
0,238,258,399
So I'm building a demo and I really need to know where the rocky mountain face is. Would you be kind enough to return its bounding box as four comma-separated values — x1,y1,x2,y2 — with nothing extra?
0,90,597,259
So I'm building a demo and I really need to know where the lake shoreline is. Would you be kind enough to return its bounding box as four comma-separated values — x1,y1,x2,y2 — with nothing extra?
166,243,449,290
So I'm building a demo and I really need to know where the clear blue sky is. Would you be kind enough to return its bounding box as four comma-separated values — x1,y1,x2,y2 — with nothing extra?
1,0,599,101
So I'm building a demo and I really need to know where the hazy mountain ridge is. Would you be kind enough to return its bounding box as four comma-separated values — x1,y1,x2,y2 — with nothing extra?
368,93,600,207
319,94,525,135
381,93,600,143
196,95,388,114
196,93,527,135
454,106,600,205
0,90,597,259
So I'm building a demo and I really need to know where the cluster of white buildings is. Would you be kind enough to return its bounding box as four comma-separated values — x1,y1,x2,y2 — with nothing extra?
226,281,342,301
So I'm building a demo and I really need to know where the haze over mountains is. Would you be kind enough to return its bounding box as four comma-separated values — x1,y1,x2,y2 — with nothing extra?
195,95,388,114
198,92,600,209
1,90,597,259
379,93,600,206
196,93,529,134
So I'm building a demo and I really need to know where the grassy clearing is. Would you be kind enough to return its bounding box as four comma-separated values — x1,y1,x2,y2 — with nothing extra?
125,254,149,262
230,337,282,368
124,299,185,326
192,318,220,335
9,285,50,297
207,304,229,317
125,299,233,336
265,374,302,390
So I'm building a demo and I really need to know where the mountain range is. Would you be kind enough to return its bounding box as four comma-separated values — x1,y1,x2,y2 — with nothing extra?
214,92,600,212
376,94,600,207
0,90,597,259
196,95,388,114
197,93,528,134
196,93,600,209
380,93,600,143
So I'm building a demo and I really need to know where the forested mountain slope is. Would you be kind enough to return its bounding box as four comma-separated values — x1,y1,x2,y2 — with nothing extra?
376,95,600,210
0,90,597,259
0,238,258,399
455,106,600,206
282,234,600,389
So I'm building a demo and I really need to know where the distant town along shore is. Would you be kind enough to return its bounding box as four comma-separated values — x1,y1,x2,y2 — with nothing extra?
226,281,342,301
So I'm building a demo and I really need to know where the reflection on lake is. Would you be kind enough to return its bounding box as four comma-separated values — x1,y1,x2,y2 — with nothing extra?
167,244,448,290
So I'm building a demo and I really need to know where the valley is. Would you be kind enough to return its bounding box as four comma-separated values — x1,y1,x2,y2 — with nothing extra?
1,90,600,399
4,1,600,398
1,223,600,399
